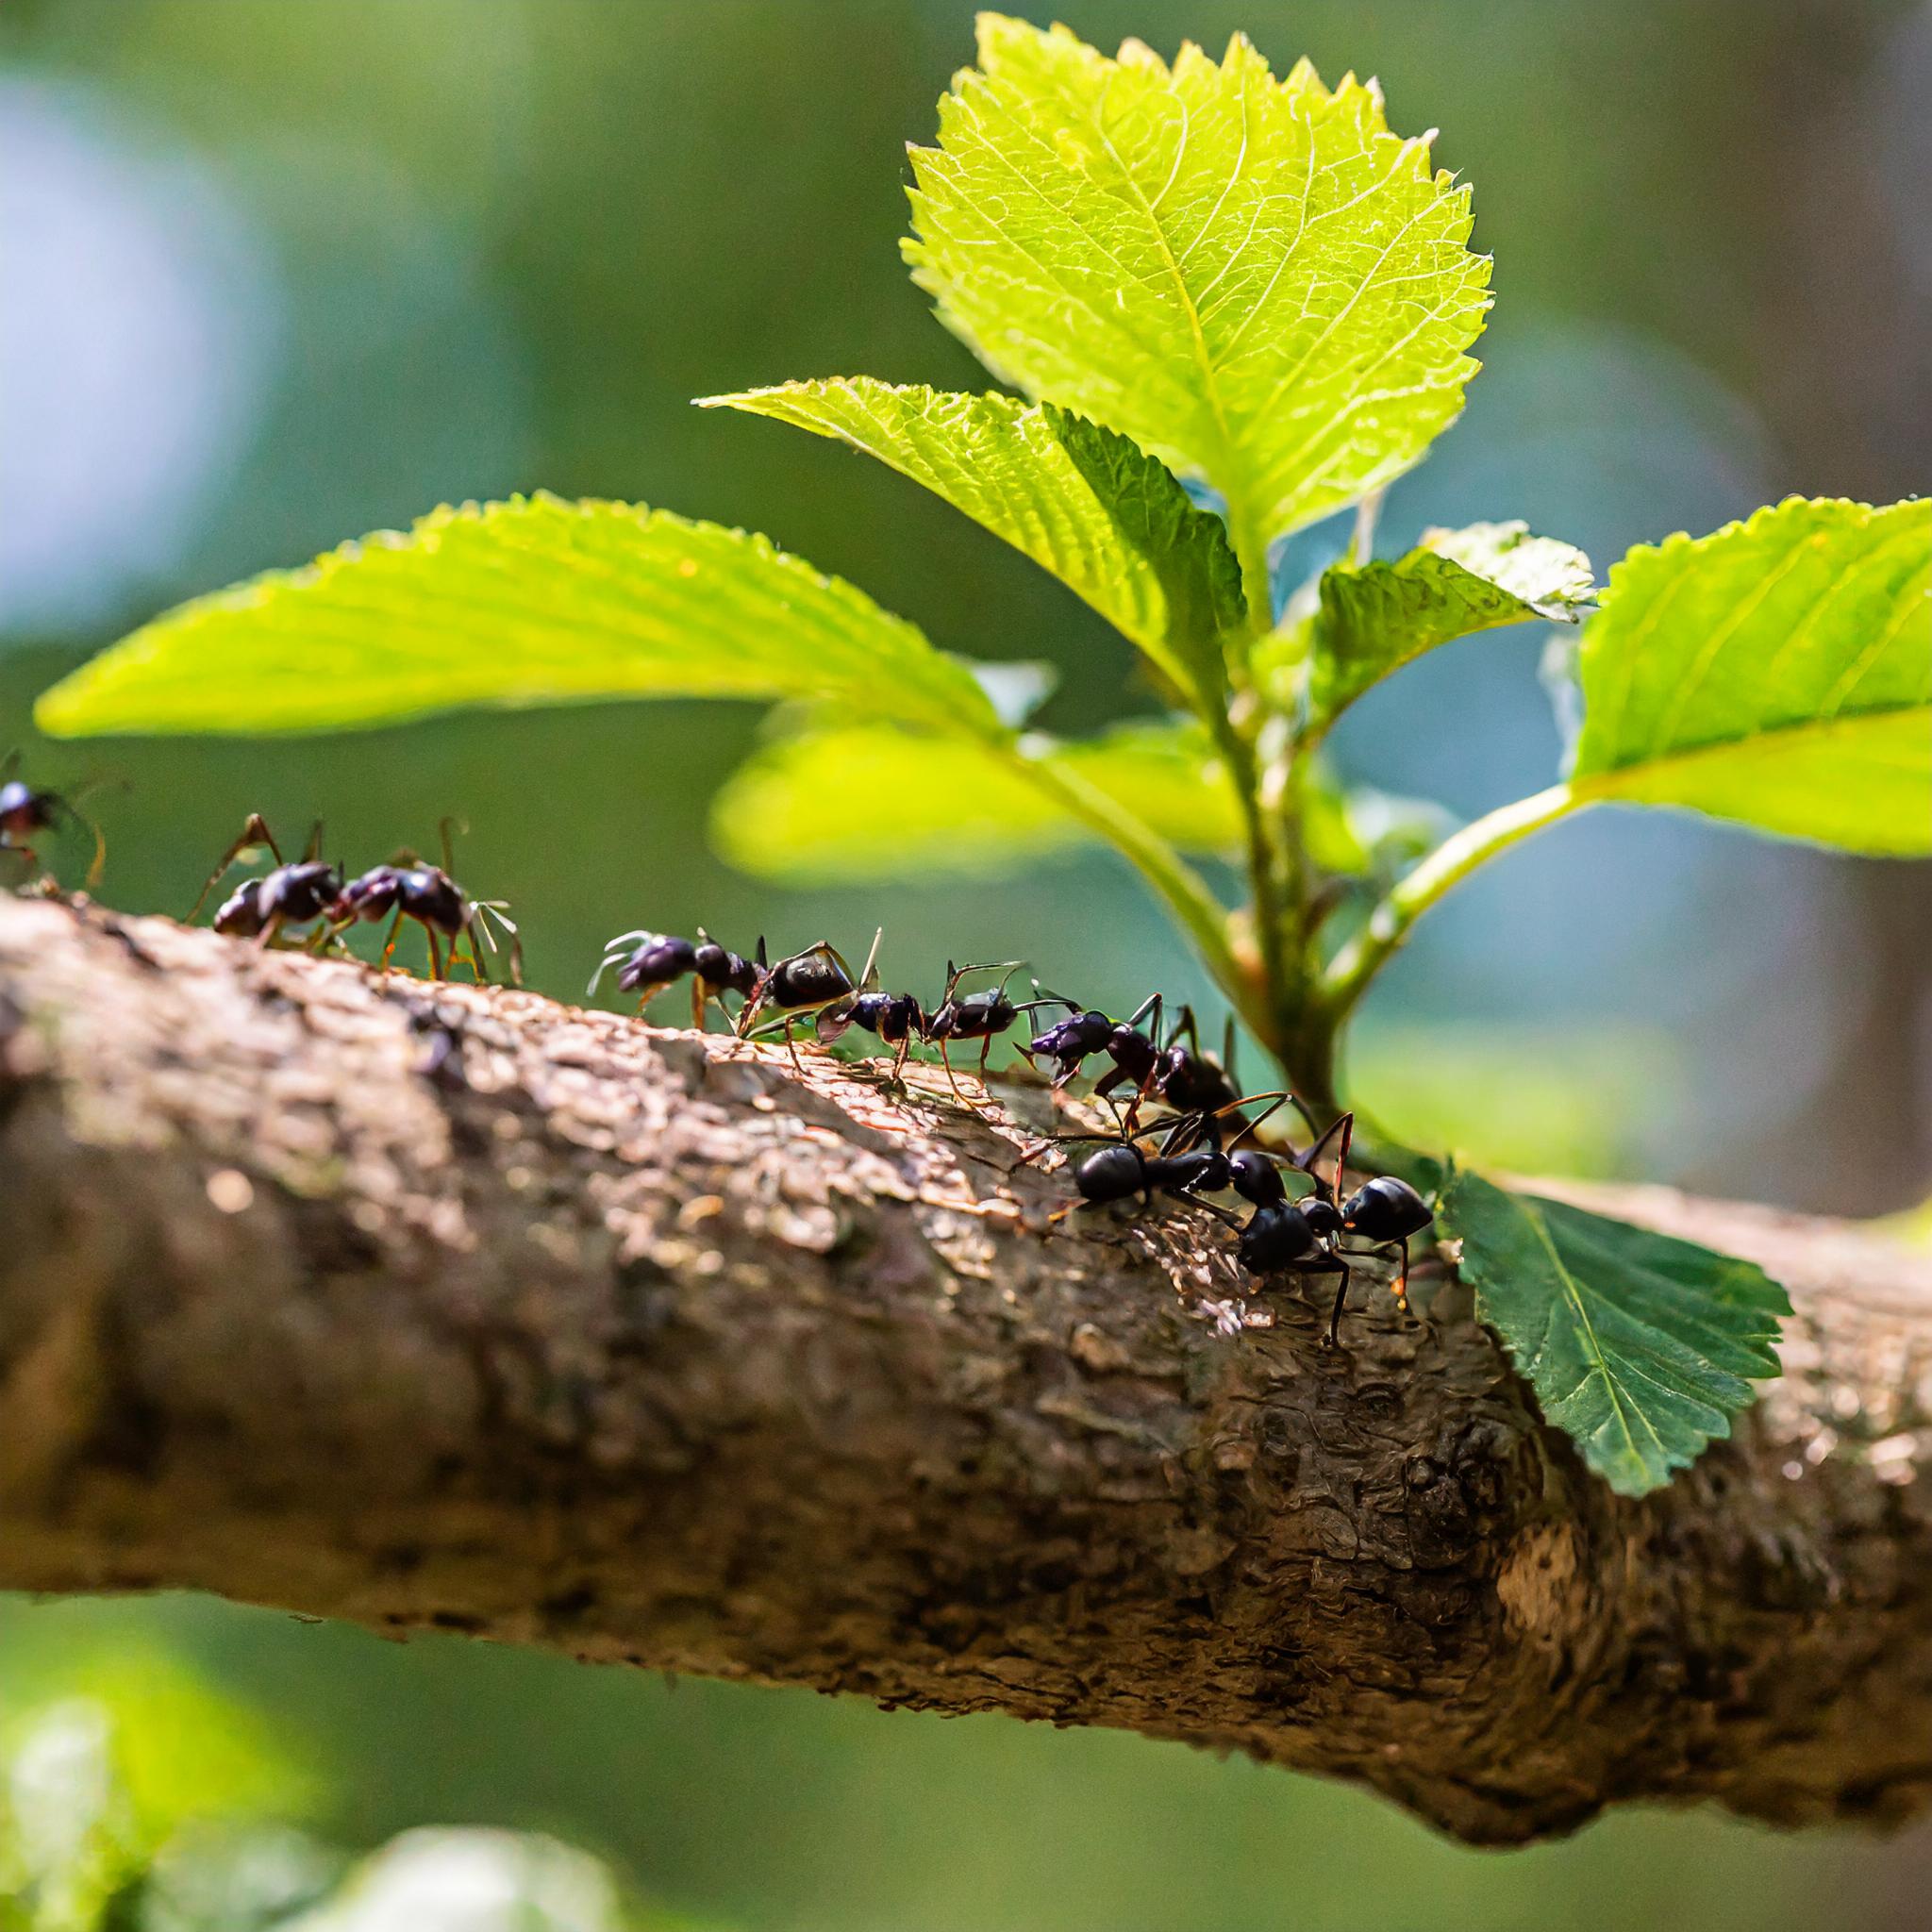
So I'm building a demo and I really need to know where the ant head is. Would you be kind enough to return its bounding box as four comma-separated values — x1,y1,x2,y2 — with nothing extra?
1303,1197,1344,1239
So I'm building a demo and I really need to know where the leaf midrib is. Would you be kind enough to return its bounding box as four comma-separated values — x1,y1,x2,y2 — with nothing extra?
1512,1195,1657,1475
1575,690,1930,790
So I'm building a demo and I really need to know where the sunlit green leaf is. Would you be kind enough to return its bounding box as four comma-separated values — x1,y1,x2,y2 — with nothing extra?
700,380,1243,711
711,718,1241,882
1298,521,1593,723
1438,1166,1789,1496
1570,495,1930,853
35,493,1004,741
905,16,1491,575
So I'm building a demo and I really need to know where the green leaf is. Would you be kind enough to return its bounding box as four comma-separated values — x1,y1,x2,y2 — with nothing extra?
710,717,1242,882
1301,521,1594,723
1303,774,1456,878
700,380,1244,712
1437,1166,1790,1495
905,17,1491,579
34,492,1004,741
1570,495,1931,854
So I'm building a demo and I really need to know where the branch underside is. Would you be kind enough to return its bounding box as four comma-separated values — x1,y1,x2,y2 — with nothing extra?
3,898,1931,1847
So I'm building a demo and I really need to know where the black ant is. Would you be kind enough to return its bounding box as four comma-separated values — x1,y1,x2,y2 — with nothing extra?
1,755,107,886
816,974,926,1080
1025,990,1241,1127
734,930,876,1069
1029,1091,1308,1224
191,815,343,947
817,957,1056,1097
1230,1109,1435,1343
330,819,522,984
1032,1090,1435,1346
924,960,1063,1098
589,927,758,1027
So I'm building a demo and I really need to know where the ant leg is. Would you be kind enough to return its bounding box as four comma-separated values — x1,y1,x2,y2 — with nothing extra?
978,1036,992,1083
255,913,285,952
466,920,491,986
1122,1066,1160,1137
1307,1255,1352,1348
691,977,708,1033
1173,1193,1242,1228
1295,1111,1356,1203
785,1016,808,1075
191,813,283,922
1165,1002,1201,1056
77,810,107,889
380,908,405,973
425,926,444,982
1333,1113,1356,1204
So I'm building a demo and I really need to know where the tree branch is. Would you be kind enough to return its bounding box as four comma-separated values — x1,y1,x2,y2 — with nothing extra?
4,895,1930,1846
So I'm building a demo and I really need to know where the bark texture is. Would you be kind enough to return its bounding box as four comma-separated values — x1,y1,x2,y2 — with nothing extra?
3,894,1931,1846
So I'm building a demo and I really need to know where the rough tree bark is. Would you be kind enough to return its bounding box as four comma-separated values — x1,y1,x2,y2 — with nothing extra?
3,894,1930,1847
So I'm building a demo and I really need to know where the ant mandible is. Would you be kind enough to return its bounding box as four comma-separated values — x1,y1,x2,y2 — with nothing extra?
191,814,343,948
1,755,107,887
330,819,522,985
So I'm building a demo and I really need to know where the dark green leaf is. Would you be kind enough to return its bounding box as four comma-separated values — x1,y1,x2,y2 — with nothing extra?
1296,522,1593,724
1438,1166,1789,1495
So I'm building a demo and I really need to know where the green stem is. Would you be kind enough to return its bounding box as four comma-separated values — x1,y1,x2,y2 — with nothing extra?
1321,781,1579,1024
1219,508,1303,1061
1008,748,1271,1048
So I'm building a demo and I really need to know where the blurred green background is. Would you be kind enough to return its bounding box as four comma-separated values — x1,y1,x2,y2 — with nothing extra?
4,2,1929,1926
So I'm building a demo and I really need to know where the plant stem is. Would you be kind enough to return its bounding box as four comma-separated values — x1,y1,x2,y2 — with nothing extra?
1218,508,1304,1065
1321,781,1579,1023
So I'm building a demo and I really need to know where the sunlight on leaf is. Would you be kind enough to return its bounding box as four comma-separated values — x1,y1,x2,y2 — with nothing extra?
701,380,1243,712
1438,1167,1789,1495
905,16,1491,585
1296,521,1593,724
35,494,1005,741
711,718,1241,882
1571,495,1930,853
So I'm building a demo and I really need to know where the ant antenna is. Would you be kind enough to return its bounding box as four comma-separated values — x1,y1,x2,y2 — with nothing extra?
438,815,469,875
1293,1111,1357,1204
